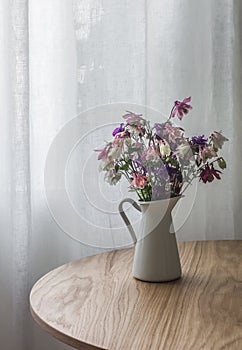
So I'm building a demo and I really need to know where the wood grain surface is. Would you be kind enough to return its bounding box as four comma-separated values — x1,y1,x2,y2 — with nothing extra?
30,241,242,350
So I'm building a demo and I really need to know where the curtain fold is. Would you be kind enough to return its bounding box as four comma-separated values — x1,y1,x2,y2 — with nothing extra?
232,0,242,239
0,0,31,348
0,1,241,349
11,1,31,347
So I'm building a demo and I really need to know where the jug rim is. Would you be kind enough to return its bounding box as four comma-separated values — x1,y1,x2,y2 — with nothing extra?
138,194,184,205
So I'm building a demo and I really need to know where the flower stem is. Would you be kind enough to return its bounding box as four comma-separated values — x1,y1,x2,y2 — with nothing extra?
168,106,175,121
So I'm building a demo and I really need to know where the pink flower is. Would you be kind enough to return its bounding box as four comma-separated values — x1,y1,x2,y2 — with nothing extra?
141,147,159,163
211,131,229,149
199,164,221,183
171,97,192,120
95,143,112,160
134,141,143,149
130,173,148,189
112,134,125,146
200,146,217,163
164,123,184,143
123,111,144,125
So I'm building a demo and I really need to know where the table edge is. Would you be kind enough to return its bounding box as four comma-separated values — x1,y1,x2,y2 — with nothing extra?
29,299,104,350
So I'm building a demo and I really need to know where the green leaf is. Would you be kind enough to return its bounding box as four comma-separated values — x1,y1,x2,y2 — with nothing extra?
120,164,129,171
217,158,226,169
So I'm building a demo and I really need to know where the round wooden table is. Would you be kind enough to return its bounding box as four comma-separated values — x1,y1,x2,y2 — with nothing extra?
30,241,242,350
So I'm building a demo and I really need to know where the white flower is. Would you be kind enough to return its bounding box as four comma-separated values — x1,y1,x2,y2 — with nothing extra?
211,131,229,149
176,144,191,158
104,170,122,185
99,160,113,172
159,141,171,157
126,125,140,138
108,145,122,160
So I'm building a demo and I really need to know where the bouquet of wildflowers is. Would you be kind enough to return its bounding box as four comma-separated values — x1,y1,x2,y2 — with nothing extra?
96,97,228,202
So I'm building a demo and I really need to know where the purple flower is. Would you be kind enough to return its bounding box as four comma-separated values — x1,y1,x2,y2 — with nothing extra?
152,164,169,181
199,164,221,183
133,160,147,174
152,183,168,200
171,97,192,120
112,123,125,136
165,163,182,183
154,123,166,139
165,163,178,177
191,135,208,146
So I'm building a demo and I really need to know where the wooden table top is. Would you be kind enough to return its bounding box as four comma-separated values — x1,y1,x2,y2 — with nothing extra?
30,241,242,350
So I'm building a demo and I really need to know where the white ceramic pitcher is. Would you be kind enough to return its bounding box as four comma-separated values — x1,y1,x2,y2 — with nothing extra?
118,196,182,282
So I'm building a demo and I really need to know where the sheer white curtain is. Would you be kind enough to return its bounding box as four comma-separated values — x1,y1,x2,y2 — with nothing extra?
0,0,241,349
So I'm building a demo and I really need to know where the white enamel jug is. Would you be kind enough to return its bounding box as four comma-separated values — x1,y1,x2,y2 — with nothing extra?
118,196,182,282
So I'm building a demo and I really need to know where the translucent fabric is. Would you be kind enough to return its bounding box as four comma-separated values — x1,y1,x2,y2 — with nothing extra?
0,1,241,349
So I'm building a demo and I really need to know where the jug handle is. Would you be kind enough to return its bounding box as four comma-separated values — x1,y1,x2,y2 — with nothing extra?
118,198,141,244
